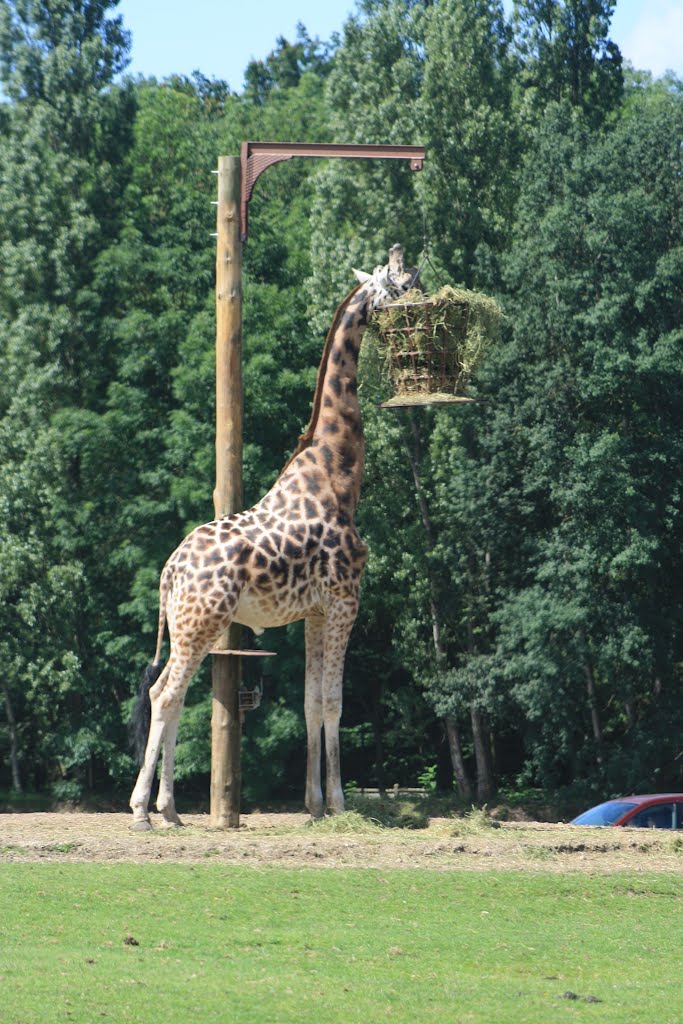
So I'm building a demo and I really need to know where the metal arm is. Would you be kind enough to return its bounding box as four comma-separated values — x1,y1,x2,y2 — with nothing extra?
240,141,425,240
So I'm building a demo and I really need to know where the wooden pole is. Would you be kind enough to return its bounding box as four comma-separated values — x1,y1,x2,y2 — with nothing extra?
207,144,425,827
211,155,243,828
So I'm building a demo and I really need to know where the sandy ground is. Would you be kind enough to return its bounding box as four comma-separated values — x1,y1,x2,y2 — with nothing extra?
2,811,683,872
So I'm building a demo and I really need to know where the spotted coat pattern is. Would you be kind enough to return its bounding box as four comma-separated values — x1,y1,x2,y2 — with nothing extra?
129,248,417,829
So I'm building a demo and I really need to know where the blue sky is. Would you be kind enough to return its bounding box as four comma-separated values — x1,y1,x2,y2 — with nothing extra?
117,0,682,90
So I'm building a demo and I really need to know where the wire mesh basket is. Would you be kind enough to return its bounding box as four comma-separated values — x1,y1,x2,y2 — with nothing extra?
238,686,262,712
365,286,503,408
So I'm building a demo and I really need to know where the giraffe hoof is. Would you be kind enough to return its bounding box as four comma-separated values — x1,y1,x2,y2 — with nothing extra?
130,818,153,833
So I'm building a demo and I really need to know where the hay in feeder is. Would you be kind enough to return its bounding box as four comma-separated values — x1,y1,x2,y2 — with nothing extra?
360,285,503,406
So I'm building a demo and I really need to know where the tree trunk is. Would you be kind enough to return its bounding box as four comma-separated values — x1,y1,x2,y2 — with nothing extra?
445,716,473,802
464,586,495,803
403,412,475,801
583,662,603,764
370,684,387,796
2,687,22,793
624,699,636,729
470,706,495,803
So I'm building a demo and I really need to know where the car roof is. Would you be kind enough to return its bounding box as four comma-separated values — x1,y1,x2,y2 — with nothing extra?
616,794,683,804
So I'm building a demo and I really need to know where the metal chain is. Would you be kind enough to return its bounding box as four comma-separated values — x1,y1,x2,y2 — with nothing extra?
412,207,446,289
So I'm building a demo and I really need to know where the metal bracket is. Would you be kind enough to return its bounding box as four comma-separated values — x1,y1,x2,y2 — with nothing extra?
240,141,425,241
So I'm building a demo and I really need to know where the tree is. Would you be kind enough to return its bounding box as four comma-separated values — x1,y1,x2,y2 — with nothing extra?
108,56,342,803
512,0,623,125
243,24,333,105
0,0,135,794
419,0,518,289
309,0,526,799
307,0,426,326
491,87,683,792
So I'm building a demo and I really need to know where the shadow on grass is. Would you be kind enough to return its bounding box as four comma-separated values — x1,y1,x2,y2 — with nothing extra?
344,794,455,830
340,796,509,835
0,791,54,813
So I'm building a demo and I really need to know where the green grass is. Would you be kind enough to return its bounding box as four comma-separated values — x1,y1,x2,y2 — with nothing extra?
1,864,681,1024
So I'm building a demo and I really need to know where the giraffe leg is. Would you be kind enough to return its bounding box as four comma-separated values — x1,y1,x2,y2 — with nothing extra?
129,665,172,830
129,647,206,830
322,600,358,815
156,703,184,827
304,616,325,819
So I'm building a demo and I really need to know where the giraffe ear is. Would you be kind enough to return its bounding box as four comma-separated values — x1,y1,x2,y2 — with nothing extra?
352,269,372,284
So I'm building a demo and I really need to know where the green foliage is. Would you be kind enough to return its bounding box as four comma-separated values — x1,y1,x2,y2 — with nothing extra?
0,0,136,793
420,0,519,287
512,0,623,126
243,23,334,105
488,88,683,791
0,0,681,808
417,763,437,793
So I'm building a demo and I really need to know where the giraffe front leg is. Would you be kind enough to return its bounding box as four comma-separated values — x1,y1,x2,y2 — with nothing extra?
322,678,344,815
322,602,357,815
304,617,325,819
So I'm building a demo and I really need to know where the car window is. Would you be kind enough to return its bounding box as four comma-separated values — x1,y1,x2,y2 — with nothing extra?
626,804,675,829
676,803,683,830
572,801,638,826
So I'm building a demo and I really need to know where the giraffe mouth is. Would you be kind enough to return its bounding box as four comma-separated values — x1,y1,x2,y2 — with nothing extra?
384,243,422,297
353,244,423,306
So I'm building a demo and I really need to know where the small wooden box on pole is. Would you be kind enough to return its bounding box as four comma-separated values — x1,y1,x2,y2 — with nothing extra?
211,155,243,828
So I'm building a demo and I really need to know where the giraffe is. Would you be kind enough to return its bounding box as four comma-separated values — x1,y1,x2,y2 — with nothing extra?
129,243,419,830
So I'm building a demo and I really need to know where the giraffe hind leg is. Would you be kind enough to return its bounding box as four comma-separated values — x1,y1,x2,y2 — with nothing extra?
129,651,205,827
156,702,184,826
130,611,238,830
130,661,164,767
129,661,173,830
129,647,208,830
129,571,241,830
322,601,358,815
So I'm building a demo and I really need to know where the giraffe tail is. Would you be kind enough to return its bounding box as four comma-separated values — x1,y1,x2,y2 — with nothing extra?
130,565,172,765
131,662,164,766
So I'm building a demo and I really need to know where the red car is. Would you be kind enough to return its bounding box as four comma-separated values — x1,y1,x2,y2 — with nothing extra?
571,794,683,828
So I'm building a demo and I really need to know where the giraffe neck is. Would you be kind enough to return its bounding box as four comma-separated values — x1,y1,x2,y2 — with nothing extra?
279,284,370,519
283,283,369,456
311,287,367,448
310,287,368,515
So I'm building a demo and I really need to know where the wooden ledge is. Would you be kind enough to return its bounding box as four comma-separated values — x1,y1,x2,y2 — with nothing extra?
209,649,277,657
380,394,477,408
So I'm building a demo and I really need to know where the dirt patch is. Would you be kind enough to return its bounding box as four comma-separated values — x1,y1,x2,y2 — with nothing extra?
1,812,682,872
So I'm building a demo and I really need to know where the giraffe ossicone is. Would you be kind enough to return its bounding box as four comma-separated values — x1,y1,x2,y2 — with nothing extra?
129,244,420,830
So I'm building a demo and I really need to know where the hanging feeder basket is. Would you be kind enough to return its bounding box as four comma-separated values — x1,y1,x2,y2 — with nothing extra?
363,286,503,408
238,685,262,713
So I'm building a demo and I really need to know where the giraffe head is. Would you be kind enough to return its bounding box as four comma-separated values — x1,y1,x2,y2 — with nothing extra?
353,244,421,311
